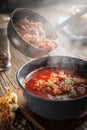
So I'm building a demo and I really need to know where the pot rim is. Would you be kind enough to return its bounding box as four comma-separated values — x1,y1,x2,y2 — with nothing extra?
16,55,87,102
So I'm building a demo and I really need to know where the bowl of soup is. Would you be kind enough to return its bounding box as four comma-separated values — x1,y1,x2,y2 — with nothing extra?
16,56,87,120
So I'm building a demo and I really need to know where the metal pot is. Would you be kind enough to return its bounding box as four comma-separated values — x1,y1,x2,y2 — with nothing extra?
16,56,87,120
7,8,57,58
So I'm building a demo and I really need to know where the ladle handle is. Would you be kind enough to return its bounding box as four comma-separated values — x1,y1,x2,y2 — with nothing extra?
55,7,87,32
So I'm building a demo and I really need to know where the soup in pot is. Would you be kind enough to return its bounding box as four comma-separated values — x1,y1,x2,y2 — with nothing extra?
24,67,87,100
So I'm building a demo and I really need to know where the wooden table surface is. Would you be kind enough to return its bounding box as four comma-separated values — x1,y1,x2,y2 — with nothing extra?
0,1,87,130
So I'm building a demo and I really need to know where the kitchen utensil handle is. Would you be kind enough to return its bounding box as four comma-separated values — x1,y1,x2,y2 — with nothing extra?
55,7,87,32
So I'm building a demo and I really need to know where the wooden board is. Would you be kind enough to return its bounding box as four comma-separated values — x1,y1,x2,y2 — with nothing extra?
15,88,87,130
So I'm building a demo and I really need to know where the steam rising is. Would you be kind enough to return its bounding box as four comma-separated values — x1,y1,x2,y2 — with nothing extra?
54,5,87,61
1,0,86,61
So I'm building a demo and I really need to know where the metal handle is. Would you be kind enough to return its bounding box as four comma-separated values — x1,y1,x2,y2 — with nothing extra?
55,7,87,32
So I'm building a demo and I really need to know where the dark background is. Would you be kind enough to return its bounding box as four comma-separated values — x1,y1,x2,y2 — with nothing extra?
0,0,87,13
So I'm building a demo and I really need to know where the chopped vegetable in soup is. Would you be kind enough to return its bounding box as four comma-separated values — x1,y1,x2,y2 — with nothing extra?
24,67,87,100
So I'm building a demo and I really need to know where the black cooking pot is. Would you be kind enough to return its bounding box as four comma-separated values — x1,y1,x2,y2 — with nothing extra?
7,8,57,58
16,56,87,120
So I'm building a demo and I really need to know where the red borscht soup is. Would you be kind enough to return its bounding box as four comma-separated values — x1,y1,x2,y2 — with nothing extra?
24,67,87,100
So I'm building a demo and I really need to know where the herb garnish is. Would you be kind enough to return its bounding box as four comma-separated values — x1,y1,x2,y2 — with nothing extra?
47,81,54,87
69,89,77,97
64,78,74,85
